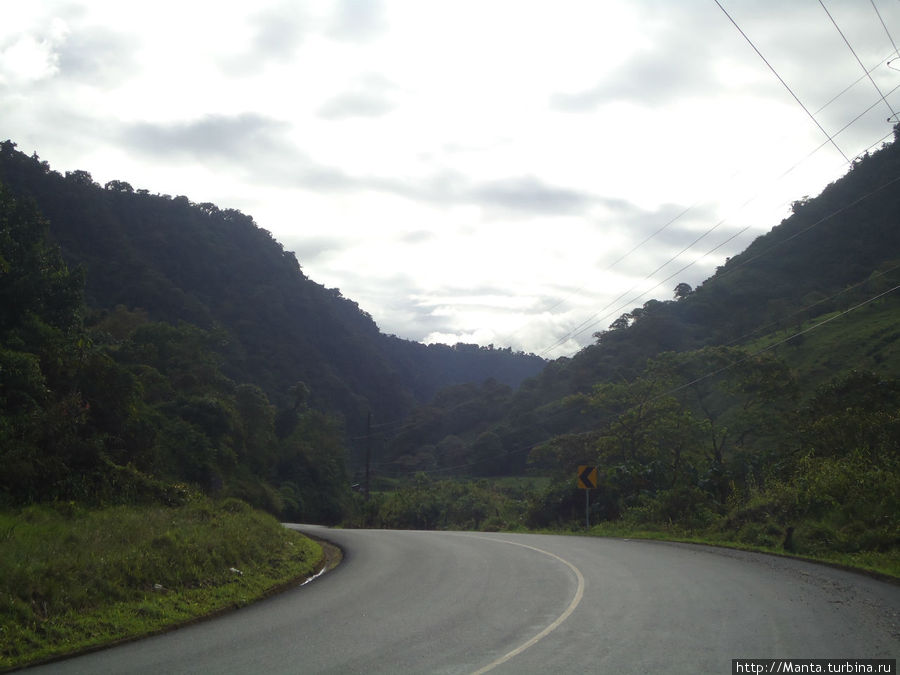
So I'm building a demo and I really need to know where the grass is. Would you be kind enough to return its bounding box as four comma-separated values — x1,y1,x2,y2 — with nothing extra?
743,296,900,391
0,497,323,671
359,473,899,580
581,521,900,580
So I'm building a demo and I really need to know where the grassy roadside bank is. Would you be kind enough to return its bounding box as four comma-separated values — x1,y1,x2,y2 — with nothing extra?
0,498,323,671
572,523,900,581
350,475,899,582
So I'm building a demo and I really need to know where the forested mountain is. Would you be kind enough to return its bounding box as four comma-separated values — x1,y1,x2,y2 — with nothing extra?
2,128,898,547
0,139,542,519
542,128,900,398
360,131,899,561
0,141,544,446
378,128,900,481
0,180,345,519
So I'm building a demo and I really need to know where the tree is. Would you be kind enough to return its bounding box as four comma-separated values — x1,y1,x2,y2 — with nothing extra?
0,186,83,336
674,282,693,299
647,347,796,498
609,313,631,331
798,370,900,464
234,383,277,472
64,170,97,187
276,409,350,523
587,375,703,494
470,431,505,475
104,180,134,193
0,184,89,501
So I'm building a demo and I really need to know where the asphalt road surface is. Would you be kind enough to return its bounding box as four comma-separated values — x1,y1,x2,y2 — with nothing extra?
28,527,900,674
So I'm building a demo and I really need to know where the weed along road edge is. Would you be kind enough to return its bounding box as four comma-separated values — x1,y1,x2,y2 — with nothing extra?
28,527,900,674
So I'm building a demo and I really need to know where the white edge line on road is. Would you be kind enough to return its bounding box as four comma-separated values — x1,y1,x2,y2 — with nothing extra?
467,537,586,675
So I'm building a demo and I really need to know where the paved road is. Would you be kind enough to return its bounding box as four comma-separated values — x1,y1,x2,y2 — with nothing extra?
30,527,900,674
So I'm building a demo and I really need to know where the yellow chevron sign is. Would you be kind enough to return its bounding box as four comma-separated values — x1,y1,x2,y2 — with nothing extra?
577,465,598,489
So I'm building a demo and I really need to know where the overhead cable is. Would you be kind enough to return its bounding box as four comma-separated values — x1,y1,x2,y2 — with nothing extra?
819,0,898,120
814,47,899,115
538,12,898,356
723,260,900,349
870,0,899,57
713,0,850,163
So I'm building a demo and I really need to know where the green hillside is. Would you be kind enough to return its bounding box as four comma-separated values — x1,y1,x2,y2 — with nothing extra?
746,292,900,388
0,140,544,446
378,129,900,477
1,128,898,569
356,131,900,570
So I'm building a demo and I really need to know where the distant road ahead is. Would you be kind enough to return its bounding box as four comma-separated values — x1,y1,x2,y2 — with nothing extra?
32,527,899,674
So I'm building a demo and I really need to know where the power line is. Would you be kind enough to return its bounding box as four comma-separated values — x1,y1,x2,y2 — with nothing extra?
503,33,887,354
723,260,900,349
870,0,899,58
564,160,900,381
822,81,900,162
535,127,891,359
819,0,898,120
380,47,900,478
708,171,900,286
533,39,896,358
542,158,900,438
713,0,850,163
655,282,900,405
541,223,752,356
495,199,702,352
536,6,885,358
514,49,893,355
418,7,896,372
347,416,407,440
861,127,898,154
537,59,900,356
537,210,751,357
813,47,899,116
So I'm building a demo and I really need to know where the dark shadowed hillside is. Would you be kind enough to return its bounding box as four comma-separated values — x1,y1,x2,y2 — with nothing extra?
0,141,544,451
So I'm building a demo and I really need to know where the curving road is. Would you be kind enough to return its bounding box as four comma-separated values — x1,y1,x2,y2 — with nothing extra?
29,527,900,674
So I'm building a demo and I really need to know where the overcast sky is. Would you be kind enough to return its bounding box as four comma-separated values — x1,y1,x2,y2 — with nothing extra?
3,1,899,357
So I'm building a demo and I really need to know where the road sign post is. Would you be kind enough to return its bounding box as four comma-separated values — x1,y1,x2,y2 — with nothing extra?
577,465,598,529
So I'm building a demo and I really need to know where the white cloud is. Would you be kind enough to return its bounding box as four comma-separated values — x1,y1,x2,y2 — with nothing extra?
0,19,67,86
328,0,387,42
3,0,899,358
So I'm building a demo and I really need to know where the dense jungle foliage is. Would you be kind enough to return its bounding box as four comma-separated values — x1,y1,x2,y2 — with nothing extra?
0,182,348,520
0,140,544,464
1,128,899,566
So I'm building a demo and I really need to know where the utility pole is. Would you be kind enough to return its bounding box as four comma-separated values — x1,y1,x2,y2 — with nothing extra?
364,411,371,501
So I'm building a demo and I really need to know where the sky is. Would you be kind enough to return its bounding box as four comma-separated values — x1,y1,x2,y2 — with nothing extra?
3,1,899,358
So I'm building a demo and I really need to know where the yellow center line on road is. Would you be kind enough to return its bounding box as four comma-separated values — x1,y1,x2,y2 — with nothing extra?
467,536,586,675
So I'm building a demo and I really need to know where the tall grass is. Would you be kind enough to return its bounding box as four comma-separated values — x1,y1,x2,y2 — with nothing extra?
0,498,322,670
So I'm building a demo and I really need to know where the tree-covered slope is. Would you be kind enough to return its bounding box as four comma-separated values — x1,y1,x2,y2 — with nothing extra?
0,180,350,518
684,132,900,343
378,129,900,477
534,128,900,404
0,141,544,445
359,135,900,566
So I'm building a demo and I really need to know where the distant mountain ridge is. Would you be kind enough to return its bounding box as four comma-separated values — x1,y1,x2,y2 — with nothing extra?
0,141,545,446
